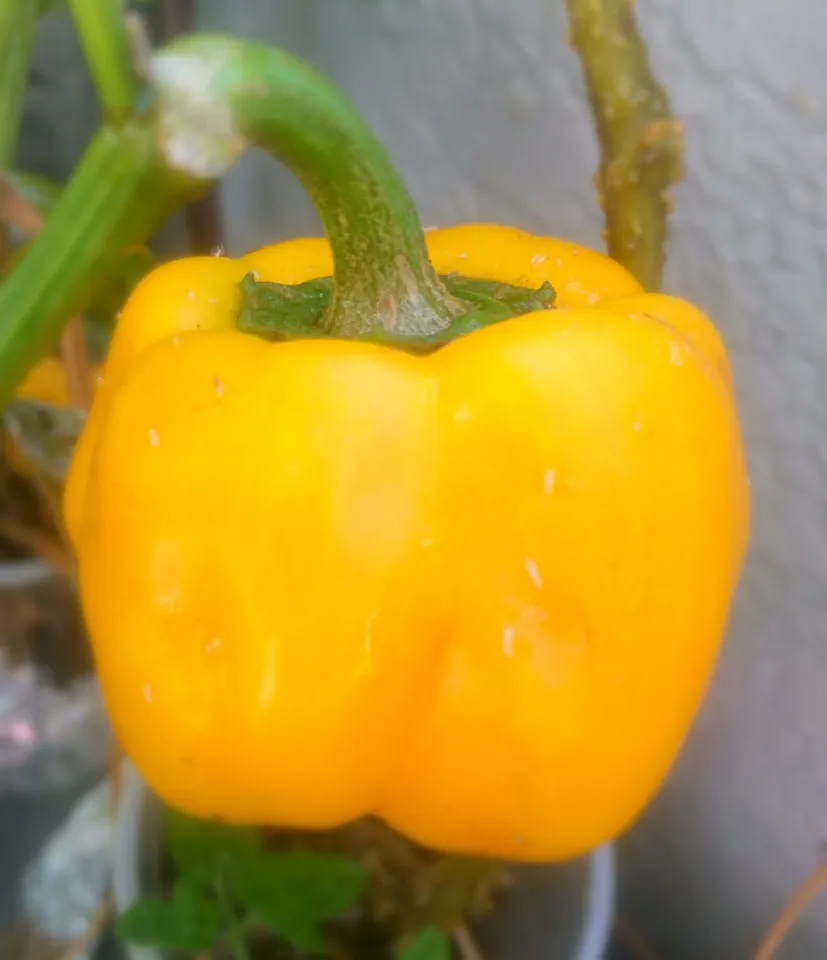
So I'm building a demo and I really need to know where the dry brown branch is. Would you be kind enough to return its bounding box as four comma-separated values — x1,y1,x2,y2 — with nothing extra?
0,518,74,576
0,173,44,234
108,738,125,821
59,317,94,412
1,431,76,574
614,915,663,960
753,858,827,960
55,897,111,960
454,924,486,960
565,0,684,290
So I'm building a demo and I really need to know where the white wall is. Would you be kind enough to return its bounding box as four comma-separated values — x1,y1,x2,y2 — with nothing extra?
26,1,827,956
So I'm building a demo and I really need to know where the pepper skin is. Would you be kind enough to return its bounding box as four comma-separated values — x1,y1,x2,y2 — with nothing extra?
64,224,748,862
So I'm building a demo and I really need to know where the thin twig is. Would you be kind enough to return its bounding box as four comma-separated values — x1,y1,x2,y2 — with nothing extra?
0,518,75,576
614,916,663,960
454,924,486,960
565,0,683,291
753,858,827,960
59,317,94,412
0,173,44,233
56,896,111,960
27,466,73,560
108,738,125,821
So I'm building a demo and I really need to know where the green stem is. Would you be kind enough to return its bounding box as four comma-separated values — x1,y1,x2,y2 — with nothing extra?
565,0,683,291
0,0,39,170
214,877,251,960
68,0,138,122
152,34,463,338
227,923,251,960
0,123,205,408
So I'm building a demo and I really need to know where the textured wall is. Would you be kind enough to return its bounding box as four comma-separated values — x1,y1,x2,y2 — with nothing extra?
25,1,827,957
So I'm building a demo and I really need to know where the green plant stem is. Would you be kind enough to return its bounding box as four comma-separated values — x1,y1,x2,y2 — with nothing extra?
158,0,225,255
226,923,251,960
152,34,463,339
0,123,205,407
214,876,251,960
0,0,39,170
68,0,138,122
0,33,467,406
565,0,683,291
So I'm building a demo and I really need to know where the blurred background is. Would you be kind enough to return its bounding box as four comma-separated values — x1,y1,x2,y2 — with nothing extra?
8,0,827,957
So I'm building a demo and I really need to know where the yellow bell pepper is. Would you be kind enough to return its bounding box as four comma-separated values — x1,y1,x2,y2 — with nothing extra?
62,35,748,863
16,354,103,409
17,356,72,407
65,223,748,861
17,355,96,408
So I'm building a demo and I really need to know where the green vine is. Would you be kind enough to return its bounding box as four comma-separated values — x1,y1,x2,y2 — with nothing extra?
67,0,139,122
565,0,684,291
0,0,39,171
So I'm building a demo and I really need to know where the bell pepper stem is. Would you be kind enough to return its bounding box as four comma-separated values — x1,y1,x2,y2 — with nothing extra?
152,34,463,338
0,33,460,405
0,0,39,170
0,123,206,408
67,0,138,123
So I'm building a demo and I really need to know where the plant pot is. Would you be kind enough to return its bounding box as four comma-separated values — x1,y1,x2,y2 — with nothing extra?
113,761,615,960
0,556,108,796
0,556,111,952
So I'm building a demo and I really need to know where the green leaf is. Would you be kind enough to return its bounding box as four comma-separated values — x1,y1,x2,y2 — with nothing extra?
166,809,263,886
117,879,223,952
231,850,368,952
237,271,555,355
237,271,331,340
397,927,452,960
443,274,556,316
122,813,372,957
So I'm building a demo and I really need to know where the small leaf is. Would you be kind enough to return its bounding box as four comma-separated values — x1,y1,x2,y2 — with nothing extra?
231,851,368,952
397,927,452,960
237,272,332,341
3,399,86,482
117,879,223,952
166,809,262,885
